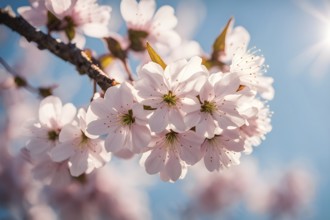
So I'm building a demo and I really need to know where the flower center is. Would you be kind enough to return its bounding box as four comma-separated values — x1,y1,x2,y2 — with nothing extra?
201,100,217,114
80,131,89,145
165,130,177,145
48,130,59,141
163,91,177,106
121,109,135,126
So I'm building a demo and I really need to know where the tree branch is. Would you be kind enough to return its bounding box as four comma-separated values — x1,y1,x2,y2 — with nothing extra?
0,6,115,91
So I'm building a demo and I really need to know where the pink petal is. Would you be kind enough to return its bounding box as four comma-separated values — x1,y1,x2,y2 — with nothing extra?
17,6,47,27
104,127,127,153
165,151,182,181
49,142,74,162
169,109,186,132
145,147,166,174
203,144,220,172
131,124,151,153
59,124,80,142
179,131,203,164
87,119,111,136
90,98,105,116
149,107,168,133
69,150,89,176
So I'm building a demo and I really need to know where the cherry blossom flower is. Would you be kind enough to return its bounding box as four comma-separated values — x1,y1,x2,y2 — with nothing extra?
87,82,151,156
31,155,72,187
143,129,204,182
246,167,315,219
185,73,247,138
50,108,110,177
120,0,180,55
134,56,207,133
239,98,272,154
229,47,274,100
18,0,112,47
25,96,76,160
42,163,152,220
18,0,48,27
219,19,250,64
201,129,244,172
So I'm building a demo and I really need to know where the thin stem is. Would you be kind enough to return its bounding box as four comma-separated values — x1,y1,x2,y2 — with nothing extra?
123,60,134,81
0,7,115,91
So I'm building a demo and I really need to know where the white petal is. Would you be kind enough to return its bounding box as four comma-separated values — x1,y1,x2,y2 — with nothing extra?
38,96,62,127
179,96,200,114
45,0,74,19
145,147,166,174
69,150,89,177
165,151,182,181
120,0,139,23
87,119,110,136
104,127,127,153
168,109,186,132
203,144,220,172
113,148,134,159
17,6,47,27
26,138,52,159
80,23,110,38
49,142,74,162
50,162,71,187
213,73,240,98
90,98,109,117
131,124,151,153
59,103,76,127
153,5,177,30
149,107,168,133
59,124,80,142
179,131,203,164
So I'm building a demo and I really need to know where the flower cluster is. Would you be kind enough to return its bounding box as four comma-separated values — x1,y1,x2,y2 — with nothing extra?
18,0,273,183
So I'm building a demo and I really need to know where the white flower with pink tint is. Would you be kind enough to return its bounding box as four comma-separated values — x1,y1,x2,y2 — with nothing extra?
120,0,180,54
143,129,204,182
87,82,151,156
185,73,246,138
219,19,250,64
201,129,244,172
25,96,76,160
239,98,272,154
18,0,112,47
50,108,110,177
229,47,274,100
32,155,71,187
18,0,48,27
134,56,207,133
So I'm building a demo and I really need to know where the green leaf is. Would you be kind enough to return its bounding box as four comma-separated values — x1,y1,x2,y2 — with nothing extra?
104,37,127,61
212,17,233,55
146,42,166,70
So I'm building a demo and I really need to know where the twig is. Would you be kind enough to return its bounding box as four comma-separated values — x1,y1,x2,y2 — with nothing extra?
0,7,115,91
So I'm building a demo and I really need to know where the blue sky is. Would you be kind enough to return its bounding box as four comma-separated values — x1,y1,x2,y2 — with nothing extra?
1,0,330,219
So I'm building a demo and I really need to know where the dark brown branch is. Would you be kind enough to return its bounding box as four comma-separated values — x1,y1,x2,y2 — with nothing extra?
0,7,115,91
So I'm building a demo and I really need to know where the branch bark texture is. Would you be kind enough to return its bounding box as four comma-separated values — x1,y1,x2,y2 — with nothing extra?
0,7,115,91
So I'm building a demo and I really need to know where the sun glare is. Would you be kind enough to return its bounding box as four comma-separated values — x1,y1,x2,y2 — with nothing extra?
293,0,330,78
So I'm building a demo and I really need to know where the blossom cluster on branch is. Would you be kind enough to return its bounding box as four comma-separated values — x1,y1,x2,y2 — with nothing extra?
1,0,273,185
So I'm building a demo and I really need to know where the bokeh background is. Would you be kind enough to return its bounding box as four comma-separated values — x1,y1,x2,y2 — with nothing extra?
1,0,330,219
